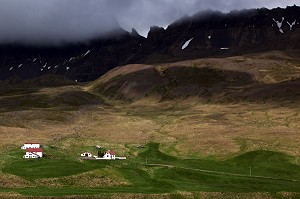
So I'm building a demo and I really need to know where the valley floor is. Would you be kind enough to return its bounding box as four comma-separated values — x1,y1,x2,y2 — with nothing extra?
0,96,299,198
0,143,299,198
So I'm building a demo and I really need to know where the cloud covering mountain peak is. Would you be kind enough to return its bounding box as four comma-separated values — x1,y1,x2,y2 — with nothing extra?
0,0,299,45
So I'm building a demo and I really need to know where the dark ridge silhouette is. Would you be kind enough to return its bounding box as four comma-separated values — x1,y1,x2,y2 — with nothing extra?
0,6,300,82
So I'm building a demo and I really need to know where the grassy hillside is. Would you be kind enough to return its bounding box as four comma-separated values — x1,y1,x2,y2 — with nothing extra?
0,143,299,197
0,51,300,197
89,51,300,103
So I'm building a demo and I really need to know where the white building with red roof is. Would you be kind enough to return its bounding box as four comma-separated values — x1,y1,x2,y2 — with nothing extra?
103,150,116,160
21,143,40,149
23,148,43,159
94,150,126,160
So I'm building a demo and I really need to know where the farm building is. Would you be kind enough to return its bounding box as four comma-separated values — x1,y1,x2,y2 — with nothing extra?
21,143,40,149
94,150,126,160
23,148,43,158
81,152,92,157
103,150,116,160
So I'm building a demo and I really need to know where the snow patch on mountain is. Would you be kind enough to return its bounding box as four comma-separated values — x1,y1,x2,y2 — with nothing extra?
182,38,194,50
287,20,296,30
69,57,76,62
273,17,285,33
83,50,91,57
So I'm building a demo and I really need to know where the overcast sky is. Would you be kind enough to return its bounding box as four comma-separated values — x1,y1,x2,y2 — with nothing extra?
0,0,299,45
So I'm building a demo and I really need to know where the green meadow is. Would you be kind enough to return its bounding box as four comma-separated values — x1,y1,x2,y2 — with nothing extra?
0,143,299,197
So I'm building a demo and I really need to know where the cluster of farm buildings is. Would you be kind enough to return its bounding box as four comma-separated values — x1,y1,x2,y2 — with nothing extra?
20,142,126,160
21,143,43,158
81,150,126,160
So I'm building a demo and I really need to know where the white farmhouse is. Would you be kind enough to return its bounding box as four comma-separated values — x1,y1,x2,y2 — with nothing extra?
81,152,92,158
23,148,43,158
102,150,116,160
21,143,40,149
94,150,126,160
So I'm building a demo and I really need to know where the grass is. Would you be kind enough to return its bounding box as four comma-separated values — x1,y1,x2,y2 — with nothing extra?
139,143,300,180
138,143,178,163
3,159,104,180
1,143,300,197
0,85,105,113
2,148,111,180
154,167,299,192
0,87,38,96
0,94,51,112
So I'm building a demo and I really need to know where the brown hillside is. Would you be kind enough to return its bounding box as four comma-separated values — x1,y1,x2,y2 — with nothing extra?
89,51,300,103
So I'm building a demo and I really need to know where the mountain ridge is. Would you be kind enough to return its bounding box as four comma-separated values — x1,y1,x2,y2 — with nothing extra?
0,5,300,82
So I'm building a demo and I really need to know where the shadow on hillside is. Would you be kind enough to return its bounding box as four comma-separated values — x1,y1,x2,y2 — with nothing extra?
91,65,300,104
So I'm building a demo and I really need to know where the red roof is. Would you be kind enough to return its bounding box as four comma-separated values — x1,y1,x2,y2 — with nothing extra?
26,148,43,152
106,150,116,155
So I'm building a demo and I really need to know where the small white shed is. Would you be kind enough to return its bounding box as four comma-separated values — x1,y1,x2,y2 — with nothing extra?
21,143,40,149
81,152,92,158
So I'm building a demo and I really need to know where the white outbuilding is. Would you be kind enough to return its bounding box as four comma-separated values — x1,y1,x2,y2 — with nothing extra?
81,152,92,158
23,148,43,158
21,143,40,149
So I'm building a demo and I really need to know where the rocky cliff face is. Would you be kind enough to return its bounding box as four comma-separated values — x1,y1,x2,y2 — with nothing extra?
0,6,300,82
0,29,145,82
141,5,300,63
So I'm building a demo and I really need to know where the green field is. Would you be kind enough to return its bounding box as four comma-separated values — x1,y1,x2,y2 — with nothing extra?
0,143,299,197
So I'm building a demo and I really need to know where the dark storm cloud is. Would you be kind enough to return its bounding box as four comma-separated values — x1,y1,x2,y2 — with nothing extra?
0,0,119,45
0,0,299,45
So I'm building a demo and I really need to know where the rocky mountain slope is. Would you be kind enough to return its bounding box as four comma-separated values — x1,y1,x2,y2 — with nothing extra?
0,5,300,82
